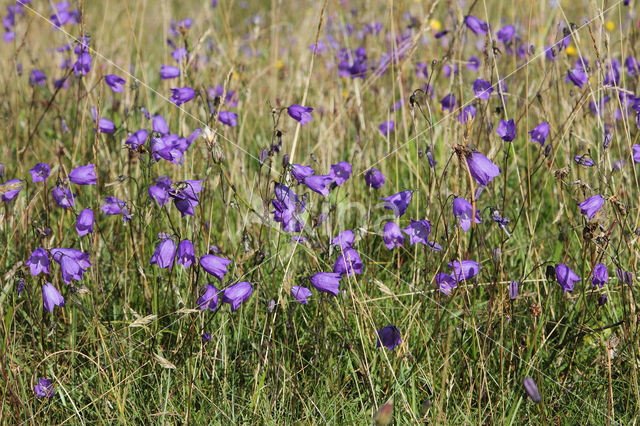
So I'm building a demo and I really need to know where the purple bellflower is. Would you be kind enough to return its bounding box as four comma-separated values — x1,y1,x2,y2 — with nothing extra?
376,325,401,350
402,220,431,245
222,282,253,311
310,272,342,296
291,286,313,304
555,264,581,293
381,190,412,218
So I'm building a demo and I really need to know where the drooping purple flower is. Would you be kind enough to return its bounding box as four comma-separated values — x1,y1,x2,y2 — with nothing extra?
332,230,354,250
365,168,385,189
378,121,395,136
330,162,352,186
440,94,455,111
304,175,334,197
291,164,315,184
578,195,604,220
333,248,363,276
29,163,50,183
466,153,501,187
592,263,608,288
287,104,313,126
197,284,220,311
200,255,232,281
381,190,412,218
73,51,92,76
1,179,23,202
616,268,634,286
555,264,580,293
509,281,519,299
150,237,176,269
464,15,488,34
50,248,90,284
452,197,481,232
75,208,94,236
496,119,516,142
34,378,55,398
153,115,170,135
219,111,238,127
52,185,75,209
448,260,480,282
29,69,47,86
105,74,125,92
625,56,640,76
68,164,97,185
310,272,342,296
574,155,595,167
291,286,313,304
458,105,477,124
567,68,588,88
496,25,515,43
172,47,188,63
523,377,542,403
201,332,211,342
26,248,49,276
170,87,196,105
101,196,127,215
402,220,431,245
376,325,401,351
632,145,640,163
529,122,550,146
436,272,457,295
467,56,480,71
473,79,493,100
222,282,253,311
381,221,403,249
42,283,65,313
176,239,195,268
160,65,180,79
272,183,305,232
125,129,148,149
148,176,171,206
90,108,115,134
171,179,204,217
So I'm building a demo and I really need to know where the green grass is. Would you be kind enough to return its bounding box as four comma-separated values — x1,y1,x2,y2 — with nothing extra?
1,0,640,423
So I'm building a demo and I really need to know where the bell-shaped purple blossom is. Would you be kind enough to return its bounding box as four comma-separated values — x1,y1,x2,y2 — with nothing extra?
105,74,125,92
52,185,75,209
101,196,127,215
1,179,23,202
69,164,96,185
126,129,148,149
574,155,595,167
160,65,180,80
291,286,312,304
376,325,401,351
632,144,640,163
310,272,342,296
197,284,219,311
172,47,188,63
34,378,55,398
29,69,47,86
73,52,92,76
148,176,172,206
76,208,94,236
150,237,176,269
497,25,515,42
523,377,542,403
333,248,363,276
219,111,238,127
26,247,50,276
440,94,455,111
170,87,196,106
171,179,204,217
90,107,115,134
496,119,516,142
448,260,480,282
467,56,480,71
436,273,457,295
567,68,588,88
402,220,431,245
177,239,195,268
529,122,550,146
383,222,404,250
381,190,412,218
42,283,65,313
452,197,481,232
332,230,354,250
578,195,604,220
272,183,305,232
592,263,608,288
291,164,315,184
458,105,477,124
473,79,493,100
29,163,50,183
330,162,352,186
509,281,519,299
378,121,395,136
555,264,580,293
365,168,385,189
222,282,253,311
304,175,334,197
153,115,170,135
464,15,488,34
287,104,313,126
466,152,501,187
200,255,231,281
50,248,91,284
